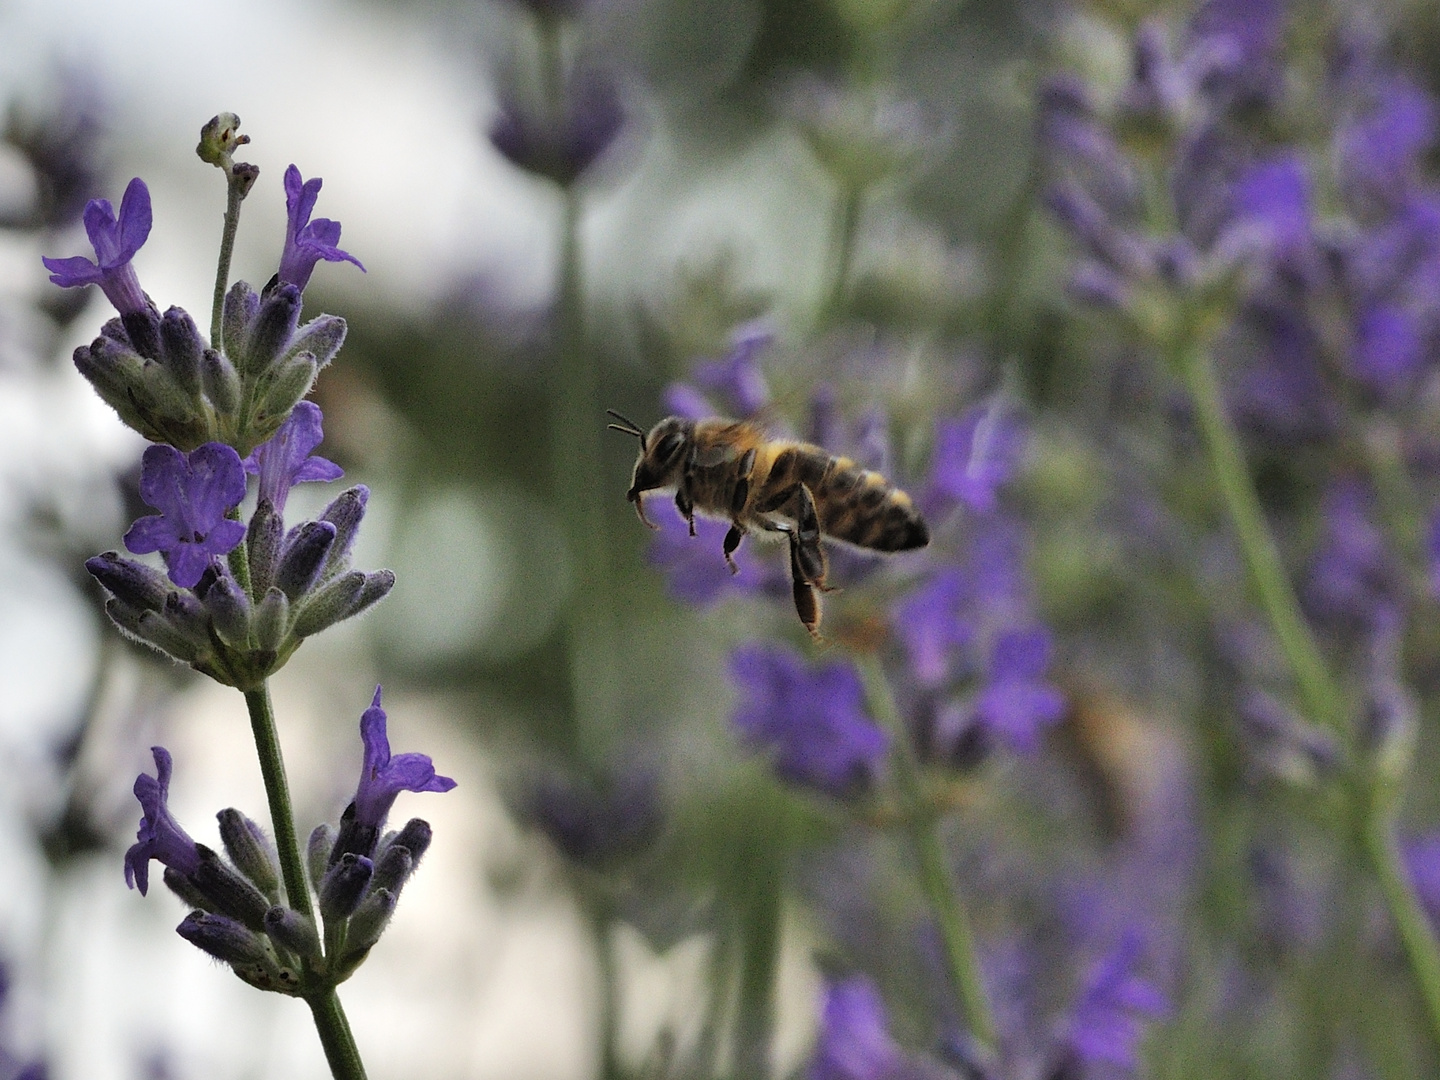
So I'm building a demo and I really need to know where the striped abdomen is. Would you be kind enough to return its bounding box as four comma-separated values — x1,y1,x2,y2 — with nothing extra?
786,448,930,553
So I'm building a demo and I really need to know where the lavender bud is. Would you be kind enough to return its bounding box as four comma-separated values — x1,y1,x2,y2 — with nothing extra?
163,866,217,912
202,572,252,647
385,818,433,867
106,600,199,663
292,571,366,638
190,846,272,932
201,348,241,414
319,486,369,577
283,314,347,369
253,587,290,652
216,809,281,900
308,823,337,890
197,113,248,169
176,911,274,969
255,353,318,429
222,281,260,354
121,307,162,361
331,802,379,865
275,520,337,601
158,306,204,397
342,888,396,957
264,906,321,960
370,844,414,897
246,499,282,597
85,553,170,612
346,570,396,621
319,852,373,921
240,283,302,376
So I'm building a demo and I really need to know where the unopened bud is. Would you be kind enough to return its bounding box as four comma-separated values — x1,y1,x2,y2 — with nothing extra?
86,553,170,612
276,521,337,601
308,823,337,890
159,307,205,397
217,810,281,901
319,853,374,921
264,906,321,960
343,887,396,956
253,587,290,652
201,349,241,414
163,866,216,912
293,571,366,639
246,500,282,596
319,486,369,576
203,572,252,647
284,314,347,369
240,284,301,377
190,846,272,932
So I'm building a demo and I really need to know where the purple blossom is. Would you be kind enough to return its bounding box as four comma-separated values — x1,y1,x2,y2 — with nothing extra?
926,404,1026,516
352,687,456,830
123,443,247,589
1338,80,1437,213
1405,833,1440,927
975,628,1065,752
662,324,773,420
489,68,626,187
1303,479,1396,633
647,505,781,604
241,401,343,517
1064,933,1169,1070
124,747,202,896
41,176,151,315
527,767,662,867
278,165,364,291
808,976,904,1080
1351,303,1424,393
893,569,973,688
729,644,888,798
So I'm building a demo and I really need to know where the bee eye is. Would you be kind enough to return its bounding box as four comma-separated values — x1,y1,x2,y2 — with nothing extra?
654,431,685,463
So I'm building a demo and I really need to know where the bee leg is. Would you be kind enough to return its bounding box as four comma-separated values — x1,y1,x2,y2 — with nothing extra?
723,524,745,573
787,531,822,639
788,483,829,591
675,487,696,536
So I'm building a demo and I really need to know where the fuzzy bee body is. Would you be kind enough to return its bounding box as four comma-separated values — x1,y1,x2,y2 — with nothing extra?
610,413,929,637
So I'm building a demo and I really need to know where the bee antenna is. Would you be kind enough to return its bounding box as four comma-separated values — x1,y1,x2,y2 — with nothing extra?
606,409,647,450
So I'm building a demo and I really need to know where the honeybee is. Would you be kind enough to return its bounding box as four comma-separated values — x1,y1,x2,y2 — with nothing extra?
608,410,930,637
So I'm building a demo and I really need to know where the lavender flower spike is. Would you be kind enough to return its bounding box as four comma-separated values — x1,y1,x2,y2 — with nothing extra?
1064,933,1169,1070
353,686,456,831
41,176,152,315
278,165,364,291
808,976,904,1080
124,443,248,589
729,644,888,798
124,747,202,895
241,401,343,517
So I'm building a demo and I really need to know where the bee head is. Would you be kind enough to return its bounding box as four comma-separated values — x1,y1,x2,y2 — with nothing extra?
626,416,693,501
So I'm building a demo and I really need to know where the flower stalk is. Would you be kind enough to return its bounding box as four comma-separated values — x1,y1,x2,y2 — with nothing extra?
856,653,997,1050
1173,333,1440,1049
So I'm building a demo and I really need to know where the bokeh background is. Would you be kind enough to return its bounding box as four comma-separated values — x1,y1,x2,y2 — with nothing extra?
6,0,1440,1077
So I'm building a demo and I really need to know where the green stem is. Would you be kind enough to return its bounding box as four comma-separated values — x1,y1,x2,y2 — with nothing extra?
244,684,369,1080
1364,809,1440,1044
210,174,245,352
856,654,997,1050
551,172,620,756
1174,336,1440,1050
588,898,623,1080
821,182,863,325
308,989,370,1080
1173,338,1345,736
732,836,783,1080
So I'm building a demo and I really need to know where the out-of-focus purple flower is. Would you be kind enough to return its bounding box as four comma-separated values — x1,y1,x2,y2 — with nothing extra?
974,628,1065,753
42,176,151,315
489,68,626,187
647,507,780,603
1063,933,1169,1070
662,324,773,420
1238,690,1342,782
4,72,108,233
527,767,662,867
241,401,343,517
1338,81,1437,214
1187,0,1284,102
1303,479,1395,633
278,165,364,291
352,687,456,831
123,443,247,589
808,976,904,1080
1231,307,1336,442
729,644,888,798
124,747,202,896
925,403,1027,517
1226,156,1314,270
893,569,973,688
1405,833,1440,927
1351,303,1424,393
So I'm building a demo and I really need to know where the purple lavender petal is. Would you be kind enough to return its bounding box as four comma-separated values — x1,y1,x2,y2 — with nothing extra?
352,686,456,830
1065,933,1169,1069
1351,303,1423,393
123,443,248,588
42,176,152,314
975,628,1066,752
729,644,887,798
926,405,1026,516
893,569,973,687
241,401,343,517
808,976,904,1080
278,165,364,291
124,747,202,895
